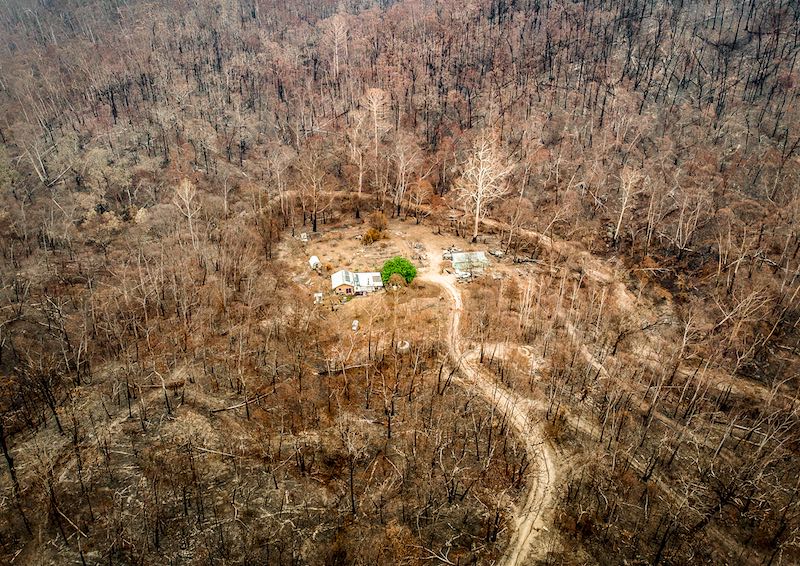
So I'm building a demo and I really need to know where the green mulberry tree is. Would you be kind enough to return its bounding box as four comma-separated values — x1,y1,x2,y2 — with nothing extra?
381,257,417,284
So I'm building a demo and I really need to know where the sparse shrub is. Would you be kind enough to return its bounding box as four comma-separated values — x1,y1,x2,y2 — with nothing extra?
363,211,390,245
387,273,406,288
362,228,384,245
368,211,388,232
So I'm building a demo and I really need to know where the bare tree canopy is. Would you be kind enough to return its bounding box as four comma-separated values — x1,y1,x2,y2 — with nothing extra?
455,131,514,242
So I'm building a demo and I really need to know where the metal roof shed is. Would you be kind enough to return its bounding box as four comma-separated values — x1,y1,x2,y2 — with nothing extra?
450,251,490,273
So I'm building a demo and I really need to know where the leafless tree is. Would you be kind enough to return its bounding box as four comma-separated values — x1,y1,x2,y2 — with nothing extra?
613,167,643,246
321,14,348,83
364,88,391,205
296,146,333,232
346,110,369,219
455,131,514,242
172,179,201,250
390,132,421,217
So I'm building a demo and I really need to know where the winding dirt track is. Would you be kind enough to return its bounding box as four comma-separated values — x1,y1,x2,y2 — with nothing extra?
421,268,556,566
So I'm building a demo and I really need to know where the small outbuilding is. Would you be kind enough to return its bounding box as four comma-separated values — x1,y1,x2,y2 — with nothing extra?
309,256,321,270
451,251,490,276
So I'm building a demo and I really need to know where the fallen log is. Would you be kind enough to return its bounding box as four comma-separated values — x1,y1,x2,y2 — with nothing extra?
211,393,270,414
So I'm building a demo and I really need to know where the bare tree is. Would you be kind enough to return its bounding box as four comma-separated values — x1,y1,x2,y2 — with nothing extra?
364,88,391,205
336,411,370,515
661,186,707,259
455,131,514,242
407,179,433,224
321,14,348,83
296,146,333,233
346,111,369,219
390,132,421,217
613,167,643,247
172,178,201,250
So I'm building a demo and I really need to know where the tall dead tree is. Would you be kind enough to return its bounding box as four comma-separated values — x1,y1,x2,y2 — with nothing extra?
455,131,514,242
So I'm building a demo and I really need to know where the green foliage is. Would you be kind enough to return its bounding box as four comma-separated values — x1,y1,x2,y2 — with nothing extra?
381,257,416,284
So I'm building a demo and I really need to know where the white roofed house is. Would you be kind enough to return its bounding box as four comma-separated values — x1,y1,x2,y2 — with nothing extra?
331,270,384,296
355,272,384,294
